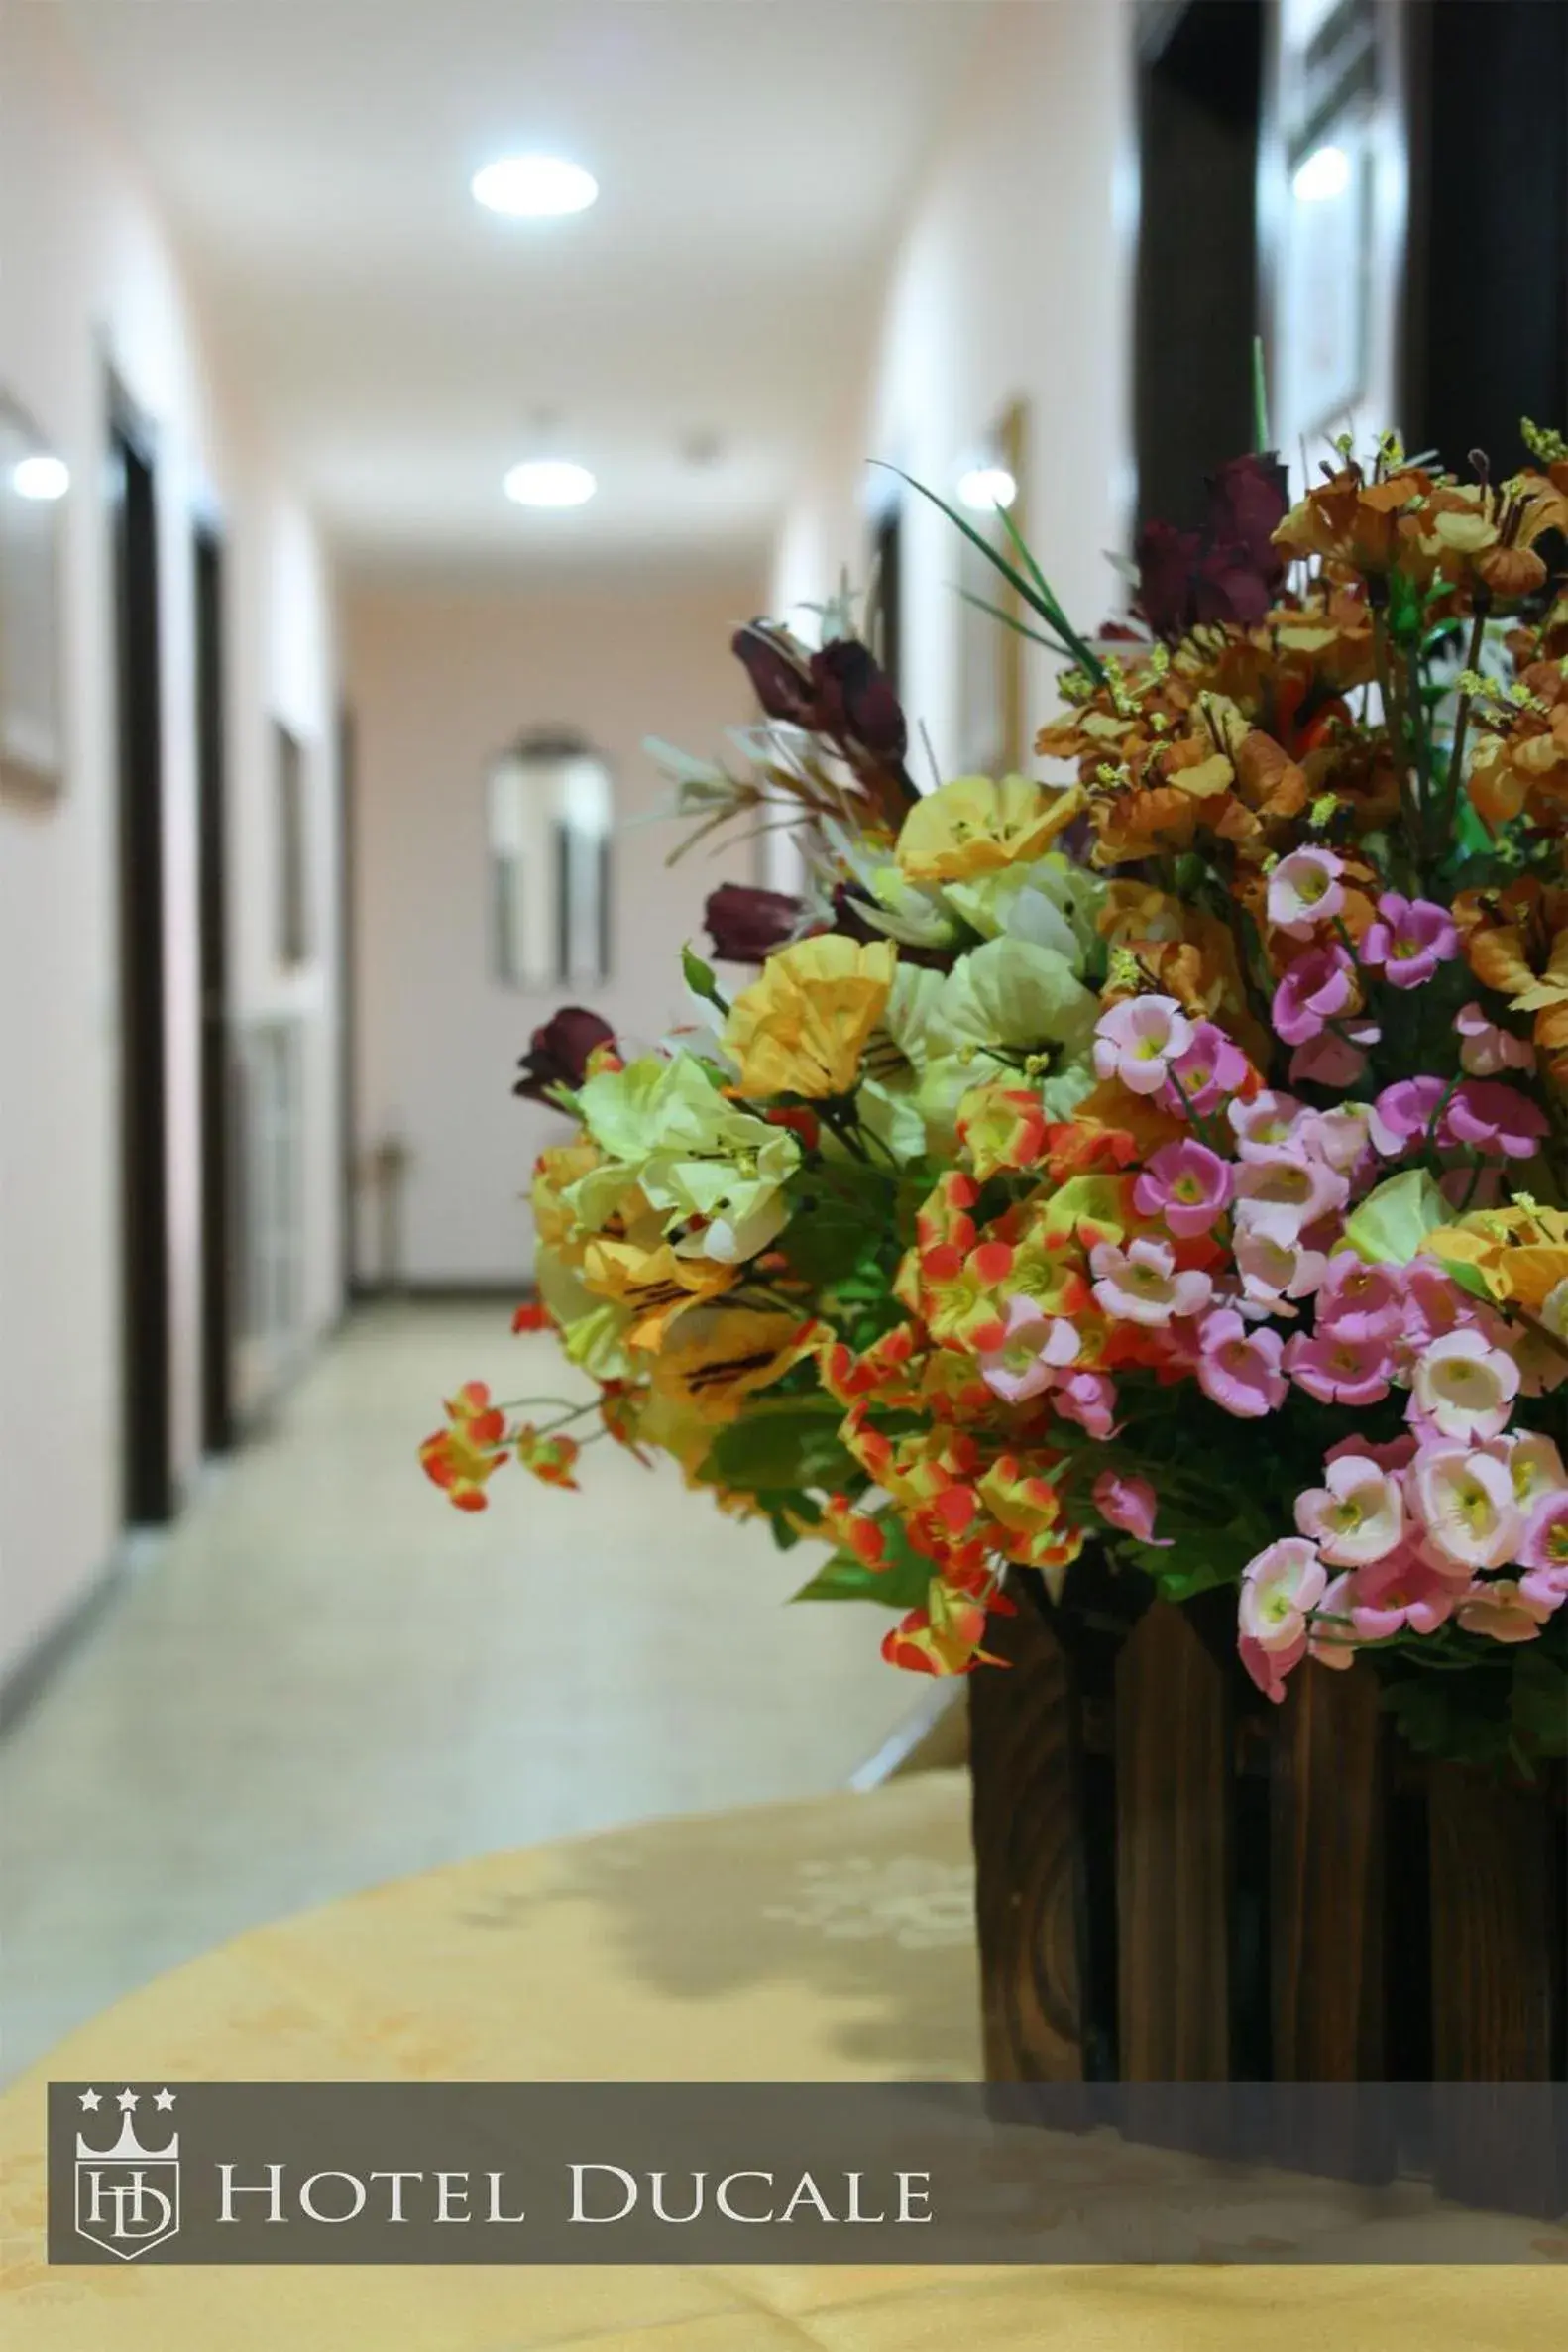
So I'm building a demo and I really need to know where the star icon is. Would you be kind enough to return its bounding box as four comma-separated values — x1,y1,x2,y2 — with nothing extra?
77,2089,101,2112
153,2089,175,2112
117,2089,139,2112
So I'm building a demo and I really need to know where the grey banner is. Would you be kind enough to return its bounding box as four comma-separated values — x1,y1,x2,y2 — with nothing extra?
49,2081,1567,2266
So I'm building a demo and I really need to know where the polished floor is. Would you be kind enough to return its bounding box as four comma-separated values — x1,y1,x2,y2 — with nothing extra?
0,1302,919,2079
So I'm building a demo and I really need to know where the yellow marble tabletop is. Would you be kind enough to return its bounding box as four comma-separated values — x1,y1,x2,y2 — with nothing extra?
2,1771,1562,2347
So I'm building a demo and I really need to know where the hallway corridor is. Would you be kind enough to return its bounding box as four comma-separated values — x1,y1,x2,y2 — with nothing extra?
0,1304,917,2079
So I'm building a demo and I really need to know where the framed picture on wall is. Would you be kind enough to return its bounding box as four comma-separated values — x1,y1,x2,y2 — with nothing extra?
0,390,67,795
955,396,1029,779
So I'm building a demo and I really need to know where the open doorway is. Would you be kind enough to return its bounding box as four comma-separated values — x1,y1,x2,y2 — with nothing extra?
1134,0,1265,529
109,383,173,1525
195,526,235,1455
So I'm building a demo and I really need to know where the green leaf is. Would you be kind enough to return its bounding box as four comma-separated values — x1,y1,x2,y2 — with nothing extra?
681,941,728,1010
953,585,1071,656
790,1549,928,1609
701,1400,854,1495
1251,334,1271,455
869,463,1104,683
1342,1168,1454,1266
1511,1650,1568,1759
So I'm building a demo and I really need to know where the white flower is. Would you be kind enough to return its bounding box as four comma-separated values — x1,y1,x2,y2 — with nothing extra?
1411,1446,1521,1572
1267,846,1345,939
1294,1454,1404,1566
1412,1329,1520,1442
1239,1537,1326,1651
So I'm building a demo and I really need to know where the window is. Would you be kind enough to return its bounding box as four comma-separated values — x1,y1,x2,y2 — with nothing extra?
488,730,612,988
275,721,309,966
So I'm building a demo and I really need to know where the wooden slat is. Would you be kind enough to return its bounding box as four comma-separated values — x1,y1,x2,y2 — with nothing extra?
1428,1764,1566,2216
1115,1601,1231,2081
967,1593,1086,2083
1270,1663,1395,2183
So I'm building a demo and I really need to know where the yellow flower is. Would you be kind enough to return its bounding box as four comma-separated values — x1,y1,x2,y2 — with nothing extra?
895,774,1082,885
723,936,896,1098
647,1303,820,1422
579,1234,734,1350
1425,1207,1568,1311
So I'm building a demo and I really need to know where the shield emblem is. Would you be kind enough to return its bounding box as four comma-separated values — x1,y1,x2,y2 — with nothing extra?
75,2159,180,2259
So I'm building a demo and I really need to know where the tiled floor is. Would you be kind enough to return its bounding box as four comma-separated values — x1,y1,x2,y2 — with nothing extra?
0,1302,919,2079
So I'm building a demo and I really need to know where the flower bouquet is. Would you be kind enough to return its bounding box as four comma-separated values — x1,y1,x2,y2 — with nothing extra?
421,419,1568,2142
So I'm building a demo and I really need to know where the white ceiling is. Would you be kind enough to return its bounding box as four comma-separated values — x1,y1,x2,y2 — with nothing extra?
59,0,985,575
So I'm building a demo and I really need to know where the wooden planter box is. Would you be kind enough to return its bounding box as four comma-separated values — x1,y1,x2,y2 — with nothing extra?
968,1564,1567,2217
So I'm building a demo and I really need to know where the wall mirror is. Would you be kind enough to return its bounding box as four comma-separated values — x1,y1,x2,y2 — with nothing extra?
0,389,67,795
488,728,613,989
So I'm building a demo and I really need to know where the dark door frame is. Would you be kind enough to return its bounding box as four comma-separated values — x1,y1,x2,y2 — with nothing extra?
108,372,174,1525
195,524,235,1453
337,703,359,1306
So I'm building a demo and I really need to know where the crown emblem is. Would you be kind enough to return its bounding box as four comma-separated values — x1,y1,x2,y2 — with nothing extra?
76,2090,178,2164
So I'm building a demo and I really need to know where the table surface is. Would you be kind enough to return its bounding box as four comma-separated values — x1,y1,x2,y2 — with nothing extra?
3,1770,1563,2348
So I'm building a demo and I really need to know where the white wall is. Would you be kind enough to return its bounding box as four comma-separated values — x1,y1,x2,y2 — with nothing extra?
0,3,340,1676
345,569,762,1287
770,0,1136,787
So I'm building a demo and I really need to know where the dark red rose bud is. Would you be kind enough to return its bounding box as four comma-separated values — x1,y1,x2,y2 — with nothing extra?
731,621,818,725
513,1006,616,1104
1134,519,1205,641
1205,452,1289,575
704,882,804,964
809,638,908,763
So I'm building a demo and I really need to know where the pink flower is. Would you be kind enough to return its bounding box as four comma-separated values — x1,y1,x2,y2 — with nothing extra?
979,1296,1080,1405
1289,1022,1379,1088
1093,995,1194,1096
1443,1080,1550,1159
1411,1328,1519,1441
1283,1328,1393,1407
1369,1075,1447,1157
1089,1235,1213,1327
1234,1228,1328,1316
1360,893,1459,988
1196,1307,1288,1417
1240,1628,1307,1702
1345,1547,1458,1637
1231,1149,1349,1244
1504,1431,1568,1512
1455,1579,1551,1643
1294,1102,1377,1176
1294,1453,1404,1565
1314,1253,1405,1344
1456,1003,1535,1077
1272,944,1357,1046
1410,1445,1521,1571
1268,846,1346,940
1517,1489,1568,1581
1307,1571,1360,1668
1052,1369,1118,1439
1239,1535,1326,1651
1325,1431,1417,1473
1229,1091,1306,1158
1163,1020,1249,1116
1092,1470,1171,1545
1133,1140,1234,1238
1405,1261,1480,1347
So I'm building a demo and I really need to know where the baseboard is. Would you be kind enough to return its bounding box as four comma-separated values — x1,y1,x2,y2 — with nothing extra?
0,1538,146,1740
848,1683,969,1791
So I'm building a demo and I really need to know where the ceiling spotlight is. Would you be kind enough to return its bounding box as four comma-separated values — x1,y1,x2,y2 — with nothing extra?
472,154,599,218
956,465,1017,513
504,459,597,508
11,454,69,502
1291,143,1351,204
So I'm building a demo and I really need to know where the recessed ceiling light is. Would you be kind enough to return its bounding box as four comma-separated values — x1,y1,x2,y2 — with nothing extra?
1291,144,1351,204
504,459,597,508
956,465,1017,513
11,454,69,502
472,154,598,218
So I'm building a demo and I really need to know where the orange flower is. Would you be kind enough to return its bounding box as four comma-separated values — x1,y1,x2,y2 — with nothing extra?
515,1426,581,1489
955,1084,1050,1181
419,1381,508,1512
1453,878,1568,1080
511,1300,552,1333
1273,463,1433,575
